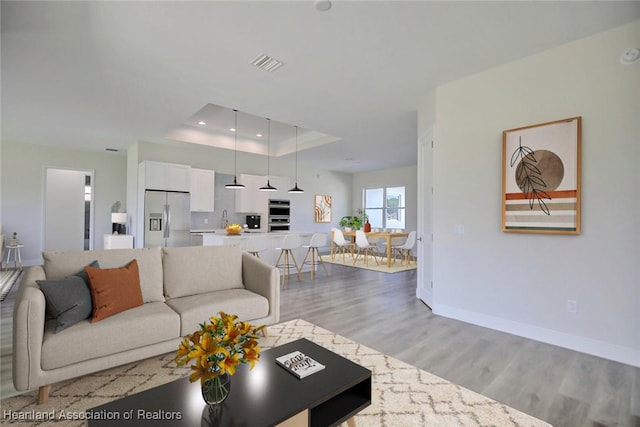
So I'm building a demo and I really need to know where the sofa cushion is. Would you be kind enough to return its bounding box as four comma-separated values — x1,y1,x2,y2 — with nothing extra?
43,247,165,303
166,289,269,336
163,245,244,299
41,302,180,370
36,276,92,333
86,260,144,322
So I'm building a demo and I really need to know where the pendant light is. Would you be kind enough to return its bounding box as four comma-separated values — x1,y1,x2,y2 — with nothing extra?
288,125,304,193
259,118,277,192
225,109,245,189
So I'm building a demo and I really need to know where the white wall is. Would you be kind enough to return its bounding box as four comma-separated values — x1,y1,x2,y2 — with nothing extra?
352,165,418,233
422,21,640,366
1,142,127,265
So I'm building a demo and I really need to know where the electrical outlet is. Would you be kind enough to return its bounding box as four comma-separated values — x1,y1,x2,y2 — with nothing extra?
204,218,209,225
567,299,577,314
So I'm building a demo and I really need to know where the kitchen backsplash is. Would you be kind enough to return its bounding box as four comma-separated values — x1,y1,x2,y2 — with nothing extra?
190,172,246,230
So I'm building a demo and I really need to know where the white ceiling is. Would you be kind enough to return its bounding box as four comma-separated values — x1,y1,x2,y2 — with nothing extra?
2,1,639,173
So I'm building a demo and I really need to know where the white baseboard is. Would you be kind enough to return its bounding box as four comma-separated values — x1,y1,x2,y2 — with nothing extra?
433,303,640,368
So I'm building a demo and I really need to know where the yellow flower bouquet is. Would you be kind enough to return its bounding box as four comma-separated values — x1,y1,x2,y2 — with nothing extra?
175,312,264,404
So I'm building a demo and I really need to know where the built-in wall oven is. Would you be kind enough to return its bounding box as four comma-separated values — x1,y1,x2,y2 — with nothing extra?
268,199,290,231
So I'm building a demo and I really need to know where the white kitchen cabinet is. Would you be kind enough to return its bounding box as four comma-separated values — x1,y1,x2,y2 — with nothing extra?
140,161,190,192
235,174,268,214
190,168,215,212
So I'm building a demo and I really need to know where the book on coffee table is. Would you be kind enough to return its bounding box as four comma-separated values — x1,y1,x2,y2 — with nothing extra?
276,350,326,379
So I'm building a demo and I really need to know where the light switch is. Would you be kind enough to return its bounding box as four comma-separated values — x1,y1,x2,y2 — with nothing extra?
454,224,465,235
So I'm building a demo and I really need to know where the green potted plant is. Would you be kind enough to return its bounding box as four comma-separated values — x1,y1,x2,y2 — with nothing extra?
340,209,367,231
339,216,354,231
351,216,362,230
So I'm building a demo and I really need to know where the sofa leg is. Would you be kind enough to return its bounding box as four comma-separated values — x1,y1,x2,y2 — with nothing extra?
262,327,268,338
38,385,51,404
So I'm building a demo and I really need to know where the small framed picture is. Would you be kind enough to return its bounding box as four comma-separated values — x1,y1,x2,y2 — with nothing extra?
314,195,332,223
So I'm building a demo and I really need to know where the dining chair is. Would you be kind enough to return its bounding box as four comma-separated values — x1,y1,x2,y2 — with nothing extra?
391,230,416,266
301,233,329,279
331,228,353,262
372,237,388,261
354,229,379,266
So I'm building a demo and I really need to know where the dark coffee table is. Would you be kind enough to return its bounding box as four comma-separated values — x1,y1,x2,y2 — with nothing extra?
87,338,371,426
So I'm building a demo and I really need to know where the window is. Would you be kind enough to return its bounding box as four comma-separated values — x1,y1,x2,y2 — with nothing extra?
364,186,405,229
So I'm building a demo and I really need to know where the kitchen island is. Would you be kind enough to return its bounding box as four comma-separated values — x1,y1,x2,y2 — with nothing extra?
190,230,317,275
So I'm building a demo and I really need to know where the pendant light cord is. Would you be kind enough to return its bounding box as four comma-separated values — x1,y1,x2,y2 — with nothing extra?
267,118,271,179
233,109,238,174
294,125,298,182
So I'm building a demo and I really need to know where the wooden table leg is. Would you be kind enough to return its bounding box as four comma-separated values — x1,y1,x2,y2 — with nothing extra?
346,416,356,427
330,231,335,260
386,235,392,268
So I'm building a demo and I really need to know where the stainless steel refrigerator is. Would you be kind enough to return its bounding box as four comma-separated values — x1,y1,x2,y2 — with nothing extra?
143,190,191,247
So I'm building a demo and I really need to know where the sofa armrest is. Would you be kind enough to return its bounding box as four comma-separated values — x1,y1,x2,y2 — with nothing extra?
12,266,47,391
241,252,280,324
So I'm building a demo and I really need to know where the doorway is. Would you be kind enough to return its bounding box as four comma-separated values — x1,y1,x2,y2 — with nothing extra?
44,168,94,251
417,128,434,308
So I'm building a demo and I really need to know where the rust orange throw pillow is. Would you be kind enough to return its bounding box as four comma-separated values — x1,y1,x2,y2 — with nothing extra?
85,260,143,323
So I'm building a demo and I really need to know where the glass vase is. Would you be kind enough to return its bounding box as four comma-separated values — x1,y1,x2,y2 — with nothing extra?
201,373,231,405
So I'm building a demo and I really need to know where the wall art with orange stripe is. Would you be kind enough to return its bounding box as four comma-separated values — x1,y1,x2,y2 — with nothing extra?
502,117,581,234
314,194,332,223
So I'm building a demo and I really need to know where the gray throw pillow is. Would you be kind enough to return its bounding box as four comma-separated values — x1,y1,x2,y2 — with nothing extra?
36,260,99,333
74,260,99,286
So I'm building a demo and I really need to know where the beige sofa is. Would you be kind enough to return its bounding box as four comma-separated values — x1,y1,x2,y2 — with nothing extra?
12,245,279,404
0,223,5,269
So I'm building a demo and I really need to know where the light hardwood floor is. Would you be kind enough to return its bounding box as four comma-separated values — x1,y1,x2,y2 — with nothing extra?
1,264,638,426
279,263,640,427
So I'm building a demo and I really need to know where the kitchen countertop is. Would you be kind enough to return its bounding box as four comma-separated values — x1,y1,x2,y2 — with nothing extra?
191,229,313,237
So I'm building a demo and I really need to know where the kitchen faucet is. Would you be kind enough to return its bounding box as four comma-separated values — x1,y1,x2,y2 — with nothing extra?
221,209,228,228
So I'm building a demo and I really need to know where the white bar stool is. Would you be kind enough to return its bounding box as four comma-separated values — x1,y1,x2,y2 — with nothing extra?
301,233,329,279
274,234,302,283
245,236,269,258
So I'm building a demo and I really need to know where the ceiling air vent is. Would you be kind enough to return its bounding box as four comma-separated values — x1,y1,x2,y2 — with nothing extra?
250,54,285,73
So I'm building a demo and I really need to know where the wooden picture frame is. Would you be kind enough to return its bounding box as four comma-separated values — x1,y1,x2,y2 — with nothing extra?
314,195,332,223
502,116,581,234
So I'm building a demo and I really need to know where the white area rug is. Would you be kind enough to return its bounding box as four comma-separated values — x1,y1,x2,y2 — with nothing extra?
324,255,416,273
0,319,550,426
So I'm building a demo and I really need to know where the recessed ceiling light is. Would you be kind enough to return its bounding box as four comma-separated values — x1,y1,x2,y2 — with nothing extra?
230,128,236,132
198,121,206,125
315,0,332,11
256,133,263,137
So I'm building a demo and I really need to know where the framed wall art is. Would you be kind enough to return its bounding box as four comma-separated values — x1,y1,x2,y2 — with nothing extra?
314,195,332,223
502,116,581,234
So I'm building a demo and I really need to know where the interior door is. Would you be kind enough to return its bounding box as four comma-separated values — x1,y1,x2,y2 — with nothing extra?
417,128,434,308
44,168,91,251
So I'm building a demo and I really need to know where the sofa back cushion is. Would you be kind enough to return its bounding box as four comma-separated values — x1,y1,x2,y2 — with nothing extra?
163,245,244,299
42,247,164,303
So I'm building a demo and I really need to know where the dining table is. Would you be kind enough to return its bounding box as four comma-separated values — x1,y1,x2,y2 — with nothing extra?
331,230,409,268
